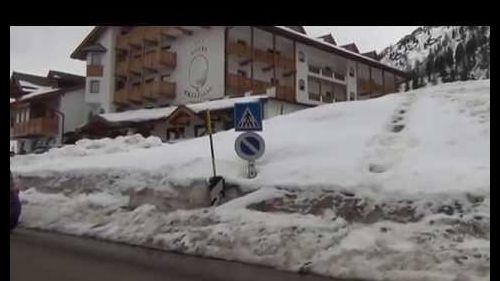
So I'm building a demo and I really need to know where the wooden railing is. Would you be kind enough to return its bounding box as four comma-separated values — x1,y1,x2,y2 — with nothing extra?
144,49,176,70
227,41,252,59
117,26,188,50
276,85,295,102
114,81,176,105
358,80,384,95
86,65,103,77
227,41,295,72
115,59,128,77
12,117,58,137
226,74,252,94
114,88,129,104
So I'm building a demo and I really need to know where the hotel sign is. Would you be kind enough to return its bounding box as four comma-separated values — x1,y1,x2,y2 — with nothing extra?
184,39,213,99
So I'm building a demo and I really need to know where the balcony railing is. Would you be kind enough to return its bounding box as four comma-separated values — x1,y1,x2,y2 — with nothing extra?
144,49,176,70
143,81,176,100
86,65,103,77
276,85,295,102
275,55,295,72
226,74,252,94
115,59,128,77
128,56,143,74
227,41,252,59
12,117,58,138
114,88,129,104
129,85,143,103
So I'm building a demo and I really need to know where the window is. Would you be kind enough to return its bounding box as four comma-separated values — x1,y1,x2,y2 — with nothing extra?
299,79,305,91
90,53,102,65
90,80,100,94
349,67,355,77
298,51,305,62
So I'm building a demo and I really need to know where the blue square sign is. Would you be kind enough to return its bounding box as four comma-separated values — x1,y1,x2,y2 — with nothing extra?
234,102,263,131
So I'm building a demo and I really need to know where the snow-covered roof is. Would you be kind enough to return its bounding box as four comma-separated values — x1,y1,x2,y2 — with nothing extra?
17,80,60,101
100,106,178,123
186,95,268,114
99,95,268,123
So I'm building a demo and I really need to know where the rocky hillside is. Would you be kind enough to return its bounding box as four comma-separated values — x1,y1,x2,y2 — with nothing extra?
379,26,490,89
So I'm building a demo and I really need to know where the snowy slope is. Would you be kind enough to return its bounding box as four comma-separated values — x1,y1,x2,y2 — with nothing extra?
12,80,490,197
12,80,490,281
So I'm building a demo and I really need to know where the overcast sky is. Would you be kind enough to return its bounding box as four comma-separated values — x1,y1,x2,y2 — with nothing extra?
10,26,418,77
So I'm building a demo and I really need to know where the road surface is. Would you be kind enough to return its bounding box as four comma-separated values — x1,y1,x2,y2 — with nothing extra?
11,228,352,281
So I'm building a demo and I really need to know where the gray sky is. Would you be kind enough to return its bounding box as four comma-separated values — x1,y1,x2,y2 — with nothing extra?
10,26,418,77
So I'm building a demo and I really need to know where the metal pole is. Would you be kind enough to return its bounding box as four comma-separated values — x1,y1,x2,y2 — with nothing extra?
206,110,217,177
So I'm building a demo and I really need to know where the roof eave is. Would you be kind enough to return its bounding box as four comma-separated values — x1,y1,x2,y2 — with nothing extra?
70,27,106,61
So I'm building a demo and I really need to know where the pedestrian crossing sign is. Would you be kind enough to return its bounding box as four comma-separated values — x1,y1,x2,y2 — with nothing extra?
234,102,263,131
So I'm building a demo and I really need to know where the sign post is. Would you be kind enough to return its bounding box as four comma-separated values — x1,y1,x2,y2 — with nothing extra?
206,110,224,206
234,102,265,179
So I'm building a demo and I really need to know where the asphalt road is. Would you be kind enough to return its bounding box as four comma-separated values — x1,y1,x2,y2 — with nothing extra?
10,228,352,281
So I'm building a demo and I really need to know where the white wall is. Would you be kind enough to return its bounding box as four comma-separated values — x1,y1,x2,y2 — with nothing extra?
60,88,92,133
169,27,226,105
85,27,116,113
346,60,357,100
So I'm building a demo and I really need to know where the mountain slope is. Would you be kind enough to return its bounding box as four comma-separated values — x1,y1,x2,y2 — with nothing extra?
380,26,490,88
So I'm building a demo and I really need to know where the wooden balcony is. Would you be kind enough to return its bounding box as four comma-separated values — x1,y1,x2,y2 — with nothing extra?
275,55,295,73
358,80,384,95
143,49,176,70
226,74,252,94
87,65,103,77
128,85,143,103
252,79,271,93
253,49,274,66
142,81,176,100
227,41,252,59
115,59,128,77
114,88,129,105
129,56,143,74
276,85,295,102
12,117,58,138
157,81,176,99
128,27,145,47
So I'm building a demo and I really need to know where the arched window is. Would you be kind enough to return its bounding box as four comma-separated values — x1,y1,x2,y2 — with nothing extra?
298,51,305,63
299,79,305,91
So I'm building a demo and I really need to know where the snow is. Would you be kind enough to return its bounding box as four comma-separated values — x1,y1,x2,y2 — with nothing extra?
187,95,268,114
100,107,178,123
12,80,489,281
19,80,59,100
16,80,60,101
99,95,268,123
13,134,163,164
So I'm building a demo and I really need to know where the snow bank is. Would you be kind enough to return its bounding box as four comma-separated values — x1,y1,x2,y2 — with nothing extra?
13,80,490,281
12,134,163,166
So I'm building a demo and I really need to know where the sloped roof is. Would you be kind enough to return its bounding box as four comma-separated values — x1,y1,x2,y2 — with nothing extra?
10,70,84,102
98,95,269,124
361,51,378,60
340,43,360,53
71,27,106,60
285,26,307,34
317,34,337,45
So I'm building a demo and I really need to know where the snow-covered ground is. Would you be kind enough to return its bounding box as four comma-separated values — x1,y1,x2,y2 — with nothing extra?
12,80,490,281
